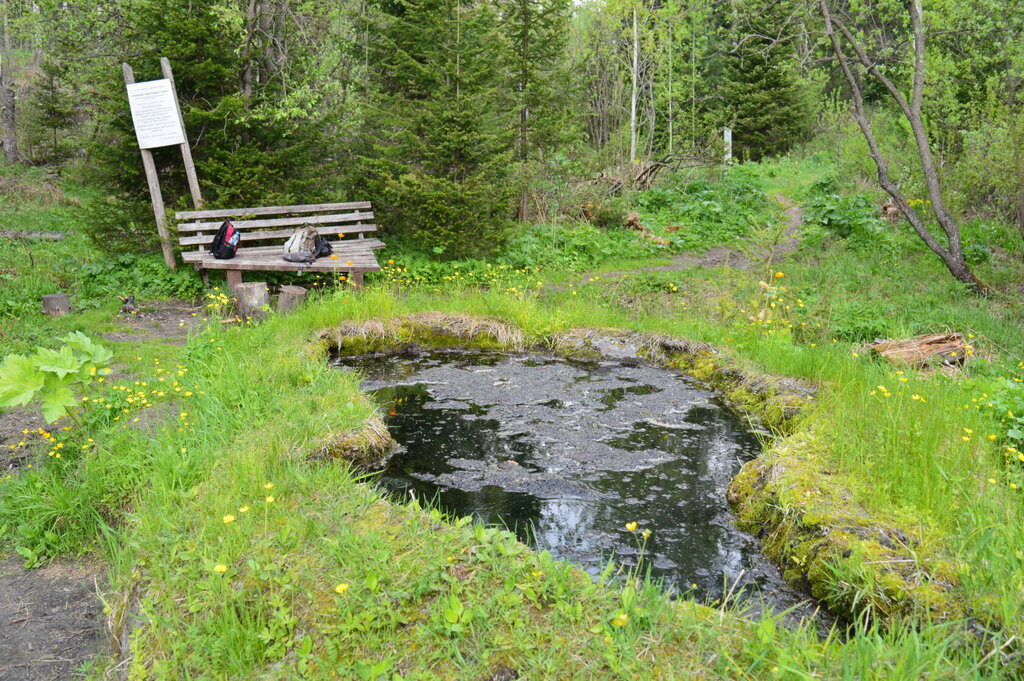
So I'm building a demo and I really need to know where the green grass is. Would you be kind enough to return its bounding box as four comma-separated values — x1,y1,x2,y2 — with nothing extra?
2,287,1012,678
2,158,1024,678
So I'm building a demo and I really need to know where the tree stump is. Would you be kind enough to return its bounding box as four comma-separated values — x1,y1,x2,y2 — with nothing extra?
235,282,270,320
42,293,71,316
277,285,307,313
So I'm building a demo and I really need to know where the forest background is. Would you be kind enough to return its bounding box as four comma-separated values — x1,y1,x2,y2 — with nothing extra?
1,0,1021,265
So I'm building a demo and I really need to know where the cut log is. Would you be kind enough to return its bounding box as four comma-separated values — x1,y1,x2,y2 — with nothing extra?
0,230,65,240
42,293,71,316
868,333,968,369
277,285,307,313
235,282,270,320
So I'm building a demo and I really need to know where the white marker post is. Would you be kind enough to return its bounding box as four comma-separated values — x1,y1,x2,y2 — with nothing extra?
723,126,733,167
123,59,203,269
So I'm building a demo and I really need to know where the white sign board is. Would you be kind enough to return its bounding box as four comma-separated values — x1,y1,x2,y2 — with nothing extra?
126,79,185,149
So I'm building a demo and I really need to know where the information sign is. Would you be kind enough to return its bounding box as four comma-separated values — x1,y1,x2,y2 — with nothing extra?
126,79,185,149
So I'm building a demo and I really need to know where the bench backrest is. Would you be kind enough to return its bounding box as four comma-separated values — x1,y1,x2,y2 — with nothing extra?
174,202,376,251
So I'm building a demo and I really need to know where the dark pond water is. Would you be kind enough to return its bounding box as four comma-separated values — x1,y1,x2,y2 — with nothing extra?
333,349,820,619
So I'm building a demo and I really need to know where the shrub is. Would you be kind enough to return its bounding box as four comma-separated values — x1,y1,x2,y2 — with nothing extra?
76,254,204,302
633,172,775,252
80,194,163,255
829,300,890,342
803,193,883,240
502,222,654,272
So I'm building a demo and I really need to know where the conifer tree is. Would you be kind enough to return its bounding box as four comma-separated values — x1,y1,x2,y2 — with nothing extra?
26,56,75,166
718,0,810,161
360,0,515,258
502,0,577,219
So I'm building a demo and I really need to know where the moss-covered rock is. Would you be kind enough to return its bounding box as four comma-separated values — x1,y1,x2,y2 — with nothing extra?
310,413,397,470
727,430,966,626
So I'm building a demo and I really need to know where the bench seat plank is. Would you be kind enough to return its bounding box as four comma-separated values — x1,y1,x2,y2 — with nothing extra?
196,255,382,273
181,238,385,263
175,201,372,221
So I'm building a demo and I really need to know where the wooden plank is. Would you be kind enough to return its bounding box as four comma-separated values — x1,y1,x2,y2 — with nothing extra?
180,242,384,260
183,245,374,261
177,212,375,232
0,230,65,240
181,240,385,263
201,259,382,273
178,224,378,246
183,245,378,261
175,201,372,220
123,62,176,270
160,57,203,210
195,248,382,268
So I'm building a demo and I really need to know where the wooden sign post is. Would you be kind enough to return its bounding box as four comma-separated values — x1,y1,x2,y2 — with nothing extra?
122,58,203,269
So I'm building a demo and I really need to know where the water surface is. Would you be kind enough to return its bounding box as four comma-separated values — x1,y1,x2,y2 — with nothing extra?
334,349,817,618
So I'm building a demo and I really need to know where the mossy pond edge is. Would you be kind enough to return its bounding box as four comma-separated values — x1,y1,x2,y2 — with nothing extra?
314,312,969,631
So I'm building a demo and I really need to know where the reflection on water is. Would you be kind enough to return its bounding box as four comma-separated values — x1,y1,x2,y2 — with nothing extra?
335,350,816,616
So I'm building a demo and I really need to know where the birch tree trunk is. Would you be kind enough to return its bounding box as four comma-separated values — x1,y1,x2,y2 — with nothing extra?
819,0,988,294
630,4,638,162
0,53,16,163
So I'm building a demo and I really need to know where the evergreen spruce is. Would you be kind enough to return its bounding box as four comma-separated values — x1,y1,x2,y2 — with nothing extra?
360,0,515,258
718,0,810,161
26,57,76,166
502,0,577,219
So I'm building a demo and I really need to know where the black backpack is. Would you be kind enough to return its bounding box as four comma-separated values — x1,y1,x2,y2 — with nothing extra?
209,220,240,259
314,232,332,258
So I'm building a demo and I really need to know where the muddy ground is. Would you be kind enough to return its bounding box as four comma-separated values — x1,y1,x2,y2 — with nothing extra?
101,298,205,345
0,557,104,681
0,298,198,681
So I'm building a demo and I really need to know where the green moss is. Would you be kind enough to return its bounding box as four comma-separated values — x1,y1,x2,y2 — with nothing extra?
727,430,968,626
312,413,396,470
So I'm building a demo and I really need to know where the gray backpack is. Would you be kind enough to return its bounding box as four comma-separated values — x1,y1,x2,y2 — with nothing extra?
282,225,319,264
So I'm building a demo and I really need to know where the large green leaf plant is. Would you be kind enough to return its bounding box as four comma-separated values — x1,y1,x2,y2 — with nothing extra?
0,332,114,423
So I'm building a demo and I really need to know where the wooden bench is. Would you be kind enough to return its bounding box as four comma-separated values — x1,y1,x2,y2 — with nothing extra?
174,202,385,289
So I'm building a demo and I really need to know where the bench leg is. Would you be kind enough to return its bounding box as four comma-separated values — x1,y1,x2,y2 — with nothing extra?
350,272,364,288
226,270,243,293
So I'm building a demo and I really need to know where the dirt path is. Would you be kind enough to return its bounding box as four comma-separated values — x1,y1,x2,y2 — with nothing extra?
0,557,104,681
646,194,801,273
547,195,803,294
657,195,803,272
101,299,205,345
0,298,199,681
